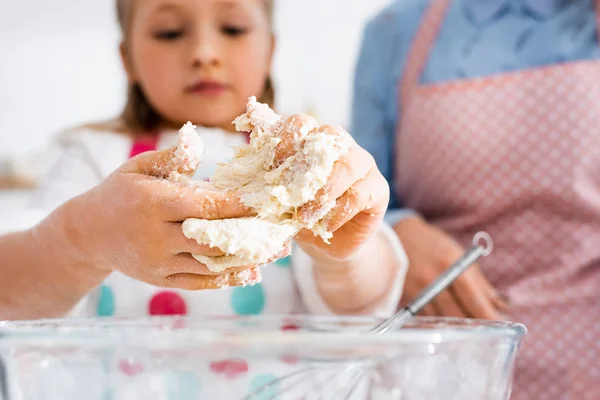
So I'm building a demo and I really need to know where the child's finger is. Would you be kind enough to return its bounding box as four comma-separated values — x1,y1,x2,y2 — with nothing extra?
120,121,204,177
163,222,226,257
150,182,252,222
120,141,203,179
169,253,255,276
165,267,262,290
120,147,254,221
297,144,372,224
273,114,318,167
266,242,292,262
320,169,388,233
119,148,178,178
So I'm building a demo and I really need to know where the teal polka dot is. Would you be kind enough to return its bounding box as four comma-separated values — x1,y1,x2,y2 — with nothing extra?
167,371,201,399
274,256,291,268
248,374,279,400
96,285,115,316
231,284,265,315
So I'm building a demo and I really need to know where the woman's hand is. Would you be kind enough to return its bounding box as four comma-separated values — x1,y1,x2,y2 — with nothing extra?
394,216,508,319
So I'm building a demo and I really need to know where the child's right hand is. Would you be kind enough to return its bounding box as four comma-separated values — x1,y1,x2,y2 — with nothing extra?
394,216,509,319
63,147,261,290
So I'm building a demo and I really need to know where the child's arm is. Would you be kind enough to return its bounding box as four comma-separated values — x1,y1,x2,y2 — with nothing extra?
313,224,405,315
294,222,407,316
0,210,111,319
0,148,256,320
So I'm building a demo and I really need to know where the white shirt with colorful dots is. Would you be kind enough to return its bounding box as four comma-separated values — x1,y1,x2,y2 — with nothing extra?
11,126,407,319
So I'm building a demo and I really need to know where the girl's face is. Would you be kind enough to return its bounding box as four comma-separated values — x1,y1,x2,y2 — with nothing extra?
124,0,273,131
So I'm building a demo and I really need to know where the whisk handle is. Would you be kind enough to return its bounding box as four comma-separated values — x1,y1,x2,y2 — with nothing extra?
407,232,493,315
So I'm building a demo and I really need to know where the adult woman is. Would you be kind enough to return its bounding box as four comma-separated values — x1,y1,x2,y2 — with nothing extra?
352,0,600,398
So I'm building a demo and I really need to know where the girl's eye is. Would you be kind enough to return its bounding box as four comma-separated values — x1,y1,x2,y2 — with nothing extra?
154,29,184,40
222,26,247,36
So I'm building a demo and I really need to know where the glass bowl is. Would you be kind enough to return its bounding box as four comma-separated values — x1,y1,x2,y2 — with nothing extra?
0,316,526,400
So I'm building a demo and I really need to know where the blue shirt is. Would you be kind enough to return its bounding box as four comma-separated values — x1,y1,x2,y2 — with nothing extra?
350,0,599,225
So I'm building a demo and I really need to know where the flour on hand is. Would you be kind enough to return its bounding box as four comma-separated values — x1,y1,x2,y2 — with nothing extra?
174,97,351,274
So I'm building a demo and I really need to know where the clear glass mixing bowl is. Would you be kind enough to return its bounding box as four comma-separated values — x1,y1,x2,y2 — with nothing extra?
0,316,526,400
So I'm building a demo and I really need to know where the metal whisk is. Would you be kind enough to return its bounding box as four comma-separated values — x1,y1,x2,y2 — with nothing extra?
243,232,494,400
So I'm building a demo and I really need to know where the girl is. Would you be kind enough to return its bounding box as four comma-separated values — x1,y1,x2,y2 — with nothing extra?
3,0,407,321
352,0,600,398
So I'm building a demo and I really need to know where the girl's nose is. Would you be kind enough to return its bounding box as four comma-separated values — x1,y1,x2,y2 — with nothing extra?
190,28,220,67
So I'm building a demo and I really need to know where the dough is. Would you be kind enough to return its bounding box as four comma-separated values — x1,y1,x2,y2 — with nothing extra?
168,121,204,183
173,121,204,174
177,97,350,274
181,218,297,272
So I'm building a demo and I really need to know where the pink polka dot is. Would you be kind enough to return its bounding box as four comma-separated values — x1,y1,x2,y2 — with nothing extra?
281,355,300,365
119,359,144,376
210,359,249,379
149,291,187,316
281,324,300,331
129,136,159,158
280,324,300,363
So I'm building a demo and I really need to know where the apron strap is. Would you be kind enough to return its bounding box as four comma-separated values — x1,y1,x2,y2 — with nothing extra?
399,0,452,107
129,135,160,158
400,0,600,108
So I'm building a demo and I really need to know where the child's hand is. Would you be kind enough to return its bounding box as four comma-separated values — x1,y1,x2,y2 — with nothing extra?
276,116,390,263
394,216,509,319
66,147,263,290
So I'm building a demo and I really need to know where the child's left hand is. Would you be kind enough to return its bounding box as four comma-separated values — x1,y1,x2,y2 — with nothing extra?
276,116,390,263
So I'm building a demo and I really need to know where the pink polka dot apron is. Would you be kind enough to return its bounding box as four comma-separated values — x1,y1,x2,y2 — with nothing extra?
395,0,600,398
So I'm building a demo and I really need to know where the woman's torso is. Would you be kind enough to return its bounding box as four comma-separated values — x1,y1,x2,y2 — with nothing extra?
387,0,600,397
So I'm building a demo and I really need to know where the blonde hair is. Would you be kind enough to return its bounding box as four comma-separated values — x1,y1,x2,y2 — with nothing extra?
115,0,276,134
